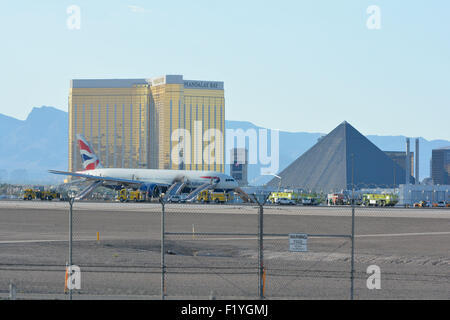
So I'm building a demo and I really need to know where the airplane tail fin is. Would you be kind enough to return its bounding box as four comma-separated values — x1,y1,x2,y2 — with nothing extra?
77,134,103,170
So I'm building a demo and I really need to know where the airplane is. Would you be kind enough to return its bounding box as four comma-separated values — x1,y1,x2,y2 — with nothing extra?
49,134,251,202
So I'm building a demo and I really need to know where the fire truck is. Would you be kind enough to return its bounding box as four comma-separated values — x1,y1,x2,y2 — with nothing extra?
362,193,398,207
268,192,301,204
23,189,60,201
197,190,232,203
327,193,345,206
117,189,146,202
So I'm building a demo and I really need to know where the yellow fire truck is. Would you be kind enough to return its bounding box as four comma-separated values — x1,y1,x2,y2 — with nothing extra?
268,192,301,204
197,190,231,203
117,189,145,202
23,189,60,201
362,194,398,207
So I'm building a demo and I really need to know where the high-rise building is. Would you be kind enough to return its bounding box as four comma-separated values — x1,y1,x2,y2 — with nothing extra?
230,148,248,186
69,75,225,172
431,147,450,185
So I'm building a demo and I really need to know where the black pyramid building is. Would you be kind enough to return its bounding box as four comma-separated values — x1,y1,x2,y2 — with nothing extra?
267,121,414,192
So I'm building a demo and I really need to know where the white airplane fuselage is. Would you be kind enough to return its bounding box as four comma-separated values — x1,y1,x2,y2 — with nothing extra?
77,168,239,190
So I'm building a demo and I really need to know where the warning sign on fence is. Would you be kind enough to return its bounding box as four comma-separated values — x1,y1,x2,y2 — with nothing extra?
289,234,308,252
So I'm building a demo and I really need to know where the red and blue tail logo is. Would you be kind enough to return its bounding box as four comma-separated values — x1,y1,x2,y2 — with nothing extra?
77,134,102,171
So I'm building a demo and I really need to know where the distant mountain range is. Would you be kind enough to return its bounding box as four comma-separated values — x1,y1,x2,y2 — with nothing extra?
0,106,449,185
225,120,450,186
0,107,67,184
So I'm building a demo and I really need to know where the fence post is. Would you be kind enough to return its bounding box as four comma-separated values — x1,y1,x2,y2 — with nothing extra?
350,153,356,300
258,202,264,300
253,193,269,300
160,197,166,300
68,197,74,301
350,205,355,300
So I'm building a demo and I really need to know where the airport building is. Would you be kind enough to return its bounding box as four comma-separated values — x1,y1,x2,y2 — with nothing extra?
399,184,450,205
431,147,450,185
69,75,225,172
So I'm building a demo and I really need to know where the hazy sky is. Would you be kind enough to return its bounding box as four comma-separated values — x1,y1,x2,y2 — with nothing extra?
1,1,449,140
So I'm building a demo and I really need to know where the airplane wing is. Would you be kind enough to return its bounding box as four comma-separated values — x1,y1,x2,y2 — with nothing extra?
48,170,168,187
49,170,171,200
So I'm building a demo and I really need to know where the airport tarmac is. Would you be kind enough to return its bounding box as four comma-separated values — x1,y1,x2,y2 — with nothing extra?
0,201,449,299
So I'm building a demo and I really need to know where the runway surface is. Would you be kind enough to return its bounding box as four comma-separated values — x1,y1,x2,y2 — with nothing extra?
0,201,449,299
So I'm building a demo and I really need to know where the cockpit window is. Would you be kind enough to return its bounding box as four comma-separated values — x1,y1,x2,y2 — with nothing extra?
225,178,235,182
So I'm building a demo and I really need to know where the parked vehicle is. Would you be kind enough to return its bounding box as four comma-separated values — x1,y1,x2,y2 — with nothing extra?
128,190,145,202
168,194,182,203
197,190,230,203
362,194,398,207
269,192,301,204
23,189,36,200
414,201,423,207
23,189,60,201
117,189,146,202
435,201,446,208
327,193,345,206
302,197,321,206
276,197,296,205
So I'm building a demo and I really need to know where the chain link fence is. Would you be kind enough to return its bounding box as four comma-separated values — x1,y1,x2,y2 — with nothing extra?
350,206,450,299
1,199,449,299
160,197,356,300
162,202,260,299
261,203,354,299
70,200,162,299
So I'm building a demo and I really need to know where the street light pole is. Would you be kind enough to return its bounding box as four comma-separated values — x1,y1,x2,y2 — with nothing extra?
262,174,282,192
275,175,282,192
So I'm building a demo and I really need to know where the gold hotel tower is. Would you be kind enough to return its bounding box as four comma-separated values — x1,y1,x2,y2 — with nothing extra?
69,75,225,172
